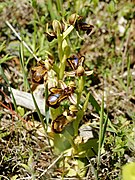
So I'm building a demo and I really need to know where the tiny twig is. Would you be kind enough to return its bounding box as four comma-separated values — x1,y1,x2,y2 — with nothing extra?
0,101,28,124
38,153,64,178
5,21,40,62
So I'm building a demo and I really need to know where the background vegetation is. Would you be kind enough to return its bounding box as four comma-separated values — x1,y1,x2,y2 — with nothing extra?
0,0,135,179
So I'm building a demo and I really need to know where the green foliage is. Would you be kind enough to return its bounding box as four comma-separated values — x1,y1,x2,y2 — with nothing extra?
0,41,14,64
122,162,135,180
0,0,134,179
17,106,25,117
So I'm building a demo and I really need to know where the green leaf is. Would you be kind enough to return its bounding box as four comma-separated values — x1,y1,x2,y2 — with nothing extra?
19,163,31,173
28,150,34,169
92,0,99,7
89,93,100,113
98,96,105,166
107,1,116,13
0,41,6,52
11,175,18,180
88,92,116,133
0,65,17,112
77,138,98,158
53,122,75,154
17,106,25,116
0,131,10,139
67,159,86,177
73,109,84,136
122,162,135,180
50,106,62,120
53,133,71,154
63,44,70,57
83,92,90,113
0,54,14,64
67,168,77,177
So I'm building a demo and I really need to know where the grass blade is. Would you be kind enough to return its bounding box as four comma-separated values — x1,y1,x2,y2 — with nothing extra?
0,65,17,112
97,95,104,167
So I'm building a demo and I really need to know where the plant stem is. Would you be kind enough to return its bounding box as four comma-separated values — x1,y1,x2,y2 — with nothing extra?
59,54,66,80
56,0,63,14
46,0,56,20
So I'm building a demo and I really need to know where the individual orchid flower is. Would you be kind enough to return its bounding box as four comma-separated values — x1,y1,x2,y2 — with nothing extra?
31,56,54,84
69,14,94,36
65,55,93,77
46,81,77,108
52,105,77,133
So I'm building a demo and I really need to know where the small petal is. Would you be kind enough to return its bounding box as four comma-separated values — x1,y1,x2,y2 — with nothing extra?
69,94,77,105
65,71,76,77
84,70,93,76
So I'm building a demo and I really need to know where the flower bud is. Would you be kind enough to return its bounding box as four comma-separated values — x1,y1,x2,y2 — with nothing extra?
68,81,76,88
52,20,62,34
69,105,78,112
69,13,78,25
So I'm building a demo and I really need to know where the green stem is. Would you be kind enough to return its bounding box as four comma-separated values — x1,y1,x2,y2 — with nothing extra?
57,34,63,62
47,0,56,20
56,0,63,14
77,76,85,107
59,54,66,80
57,28,66,80
74,76,85,135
